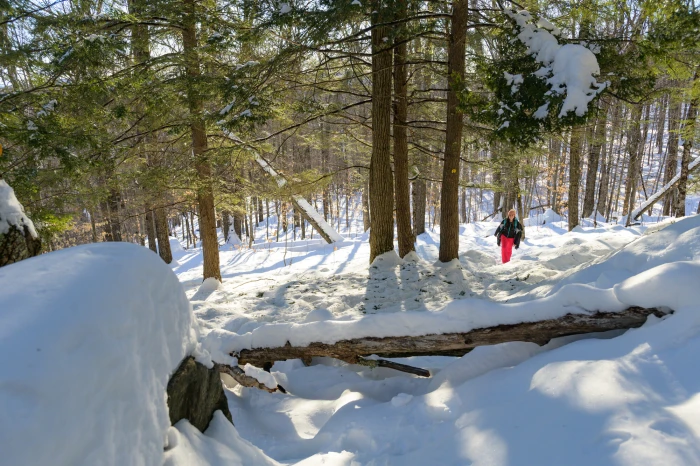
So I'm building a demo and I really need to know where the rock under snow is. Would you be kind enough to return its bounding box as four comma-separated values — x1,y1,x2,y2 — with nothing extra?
0,243,198,466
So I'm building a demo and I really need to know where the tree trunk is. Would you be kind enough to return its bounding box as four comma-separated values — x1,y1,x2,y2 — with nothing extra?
674,72,698,217
663,99,683,216
567,128,584,230
145,205,157,252
439,0,469,262
154,206,173,264
233,213,242,239
393,2,414,258
368,0,395,263
412,177,426,236
182,0,220,281
222,210,230,243
235,307,667,367
107,187,122,241
624,105,644,225
582,101,608,218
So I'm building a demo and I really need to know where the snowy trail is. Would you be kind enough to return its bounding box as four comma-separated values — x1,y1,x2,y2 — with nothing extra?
166,210,700,465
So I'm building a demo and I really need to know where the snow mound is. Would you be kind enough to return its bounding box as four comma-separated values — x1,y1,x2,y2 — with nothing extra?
0,180,37,237
614,261,700,310
0,243,197,466
164,412,279,465
550,214,700,294
524,208,562,226
304,308,334,323
370,250,404,269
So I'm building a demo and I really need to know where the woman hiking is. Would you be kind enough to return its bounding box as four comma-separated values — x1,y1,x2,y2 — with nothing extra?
494,209,523,264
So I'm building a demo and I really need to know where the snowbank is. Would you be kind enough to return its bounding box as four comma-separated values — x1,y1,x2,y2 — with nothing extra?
0,179,37,237
550,214,700,292
204,264,685,357
0,243,198,466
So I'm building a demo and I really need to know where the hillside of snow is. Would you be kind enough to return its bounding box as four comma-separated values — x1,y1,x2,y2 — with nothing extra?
165,210,700,465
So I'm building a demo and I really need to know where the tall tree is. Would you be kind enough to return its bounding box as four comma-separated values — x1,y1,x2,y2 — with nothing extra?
368,0,395,264
439,0,469,262
181,0,221,281
393,0,414,258
674,71,699,217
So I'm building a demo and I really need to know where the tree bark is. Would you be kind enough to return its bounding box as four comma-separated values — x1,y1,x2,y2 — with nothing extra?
145,205,157,252
222,210,231,243
663,98,683,216
393,1,414,258
582,101,608,218
106,187,122,241
182,0,221,281
674,72,698,217
154,206,173,263
412,177,426,236
439,0,469,262
624,105,644,225
235,307,667,367
369,0,395,263
567,128,583,230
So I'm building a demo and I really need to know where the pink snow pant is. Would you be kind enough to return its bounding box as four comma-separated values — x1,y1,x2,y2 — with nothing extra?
501,236,514,264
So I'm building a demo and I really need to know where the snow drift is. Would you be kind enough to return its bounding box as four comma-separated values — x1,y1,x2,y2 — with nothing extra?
0,243,197,466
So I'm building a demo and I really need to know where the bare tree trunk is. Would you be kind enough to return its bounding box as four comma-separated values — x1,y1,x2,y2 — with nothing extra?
145,205,157,252
412,177,426,236
567,129,583,230
369,0,395,263
439,0,468,262
393,2,414,258
182,0,220,281
674,72,698,217
107,187,122,241
656,93,668,152
222,210,230,243
662,98,682,216
154,206,173,263
582,101,609,218
624,105,644,225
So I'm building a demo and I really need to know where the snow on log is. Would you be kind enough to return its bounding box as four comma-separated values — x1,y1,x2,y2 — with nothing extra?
254,154,342,243
632,156,700,220
216,363,287,393
233,307,666,368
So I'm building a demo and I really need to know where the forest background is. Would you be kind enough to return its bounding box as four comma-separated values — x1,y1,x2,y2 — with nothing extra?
1,0,698,279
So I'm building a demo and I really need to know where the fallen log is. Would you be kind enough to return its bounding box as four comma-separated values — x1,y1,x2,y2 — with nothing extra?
216,363,287,393
234,307,668,369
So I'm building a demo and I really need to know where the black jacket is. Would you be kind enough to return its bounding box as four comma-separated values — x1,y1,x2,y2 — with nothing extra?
495,218,523,247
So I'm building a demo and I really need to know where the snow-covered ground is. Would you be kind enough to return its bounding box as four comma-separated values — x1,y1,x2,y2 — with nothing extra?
3,197,700,465
166,205,700,465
